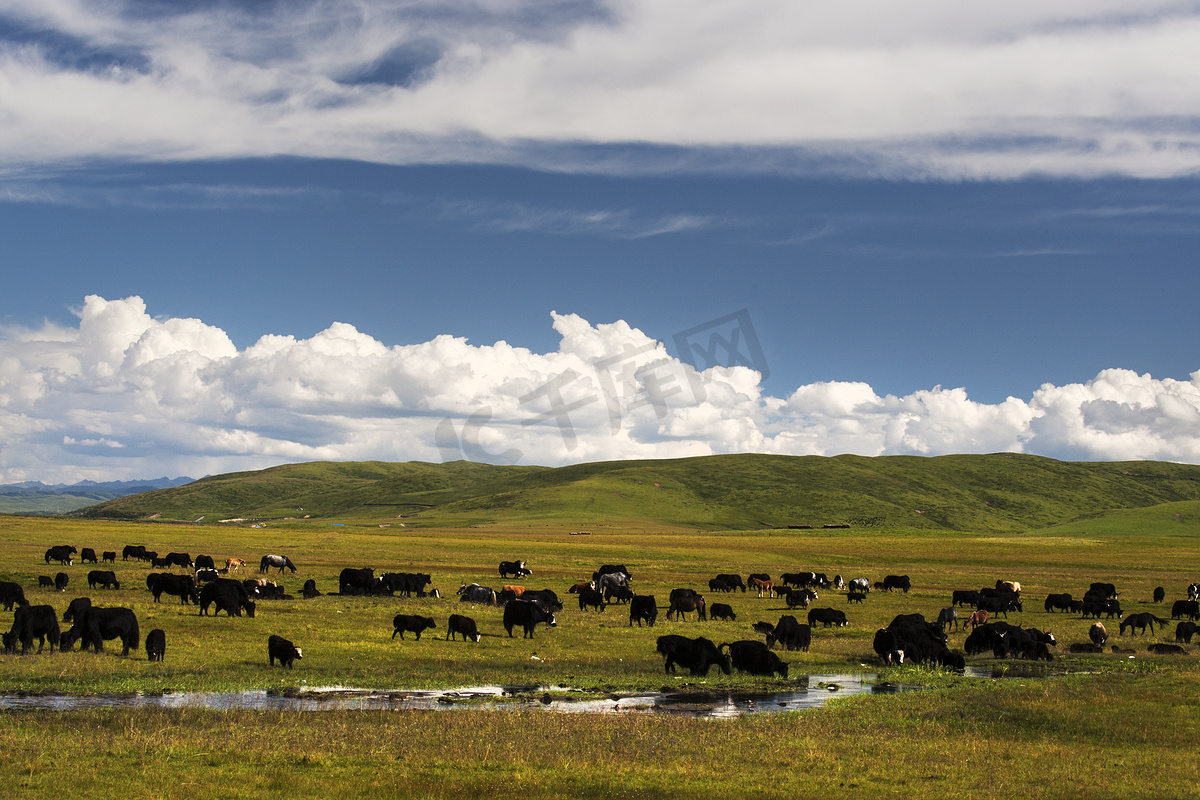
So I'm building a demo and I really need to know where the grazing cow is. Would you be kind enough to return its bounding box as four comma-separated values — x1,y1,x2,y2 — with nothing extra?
195,569,220,584
873,628,907,664
781,572,814,589
1089,622,1108,646
339,567,374,594
787,589,817,609
976,594,1022,618
715,574,746,593
63,597,91,623
766,616,811,652
61,607,139,656
80,548,98,564
267,634,302,668
150,573,195,604
708,578,731,593
518,589,562,612
1148,643,1187,655
145,628,166,662
122,545,145,562
87,570,120,590
655,635,731,676
847,578,871,594
1120,612,1169,636
260,554,296,574
164,552,193,569
0,581,27,611
750,578,774,598
194,555,216,571
996,580,1022,595
670,588,700,604
847,591,866,604
1044,593,1074,613
502,600,557,638
937,607,958,632
577,588,607,613
446,614,481,642
952,590,979,607
833,575,845,590
807,607,848,628
54,573,69,592
3,605,60,654
1171,600,1200,620
720,640,788,677
498,560,532,578
882,575,911,593
226,558,246,572
752,621,776,638
37,576,52,588
45,545,76,565
667,594,707,621
629,595,658,627
568,581,595,594
142,551,158,564
1089,582,1119,599
102,551,116,564
597,573,630,594
709,603,736,622
392,614,437,640
198,579,256,617
458,583,498,606
604,585,634,604
595,564,633,582
302,579,321,599
501,585,526,598
1190,583,1200,601
1153,586,1166,603
1175,621,1199,644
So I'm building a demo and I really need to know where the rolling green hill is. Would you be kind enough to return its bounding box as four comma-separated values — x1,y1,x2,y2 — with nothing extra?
77,453,1200,533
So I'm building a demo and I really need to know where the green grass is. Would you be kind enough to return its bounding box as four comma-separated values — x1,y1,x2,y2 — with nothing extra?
6,497,1200,798
81,453,1200,533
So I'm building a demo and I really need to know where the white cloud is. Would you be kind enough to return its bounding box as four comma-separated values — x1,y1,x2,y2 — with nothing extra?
2,2,1200,178
2,294,1200,483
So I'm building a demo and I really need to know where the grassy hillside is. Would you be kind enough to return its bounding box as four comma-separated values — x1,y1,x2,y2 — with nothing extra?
79,453,1200,533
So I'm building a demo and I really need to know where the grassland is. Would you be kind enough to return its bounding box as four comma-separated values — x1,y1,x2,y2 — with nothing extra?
81,453,1200,533
5,464,1200,798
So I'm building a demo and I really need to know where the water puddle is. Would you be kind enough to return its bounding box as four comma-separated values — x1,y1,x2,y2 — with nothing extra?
0,674,914,718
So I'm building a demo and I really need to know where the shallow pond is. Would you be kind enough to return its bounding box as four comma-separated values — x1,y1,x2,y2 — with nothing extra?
0,674,918,718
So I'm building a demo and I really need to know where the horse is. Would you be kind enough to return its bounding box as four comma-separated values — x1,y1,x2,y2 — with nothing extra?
964,609,989,629
597,572,629,593
226,558,247,572
259,554,297,574
1120,612,1170,636
666,594,707,621
750,578,773,598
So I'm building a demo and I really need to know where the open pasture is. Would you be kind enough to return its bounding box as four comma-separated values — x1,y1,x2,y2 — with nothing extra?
4,511,1200,798
2,511,1200,692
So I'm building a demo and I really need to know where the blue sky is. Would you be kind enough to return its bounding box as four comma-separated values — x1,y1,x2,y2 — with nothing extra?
2,1,1199,482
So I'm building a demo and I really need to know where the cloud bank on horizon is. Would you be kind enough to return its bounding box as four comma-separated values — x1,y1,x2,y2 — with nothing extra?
2,0,1200,179
2,295,1198,483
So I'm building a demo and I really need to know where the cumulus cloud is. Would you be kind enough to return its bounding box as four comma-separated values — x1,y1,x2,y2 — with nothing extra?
2,1,1200,178
2,294,1199,483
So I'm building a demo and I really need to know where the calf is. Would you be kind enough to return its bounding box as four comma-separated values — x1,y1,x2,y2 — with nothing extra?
102,551,117,564
392,614,437,640
577,588,607,613
145,628,166,662
807,607,848,628
709,603,736,622
80,548,98,564
847,591,866,604
446,614,481,643
267,634,302,668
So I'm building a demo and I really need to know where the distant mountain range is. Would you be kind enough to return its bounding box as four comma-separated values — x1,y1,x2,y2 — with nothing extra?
0,476,195,514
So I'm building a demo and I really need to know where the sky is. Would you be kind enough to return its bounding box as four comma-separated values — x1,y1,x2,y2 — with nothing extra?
2,0,1200,483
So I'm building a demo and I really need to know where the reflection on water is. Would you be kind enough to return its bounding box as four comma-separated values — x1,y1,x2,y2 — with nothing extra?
0,675,916,718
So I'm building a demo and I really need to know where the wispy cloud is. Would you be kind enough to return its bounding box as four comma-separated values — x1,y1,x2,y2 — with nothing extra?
3,2,1200,178
435,198,722,238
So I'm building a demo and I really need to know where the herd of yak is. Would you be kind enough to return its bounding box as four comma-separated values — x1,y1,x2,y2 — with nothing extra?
4,545,1200,679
